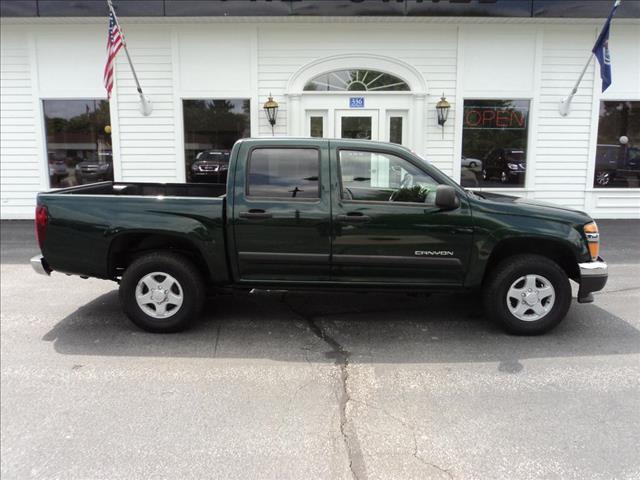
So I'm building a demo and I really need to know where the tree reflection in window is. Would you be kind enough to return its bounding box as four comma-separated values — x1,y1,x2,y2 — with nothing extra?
304,70,410,92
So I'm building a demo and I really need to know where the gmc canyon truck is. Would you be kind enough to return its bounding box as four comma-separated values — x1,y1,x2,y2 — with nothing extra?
31,138,608,335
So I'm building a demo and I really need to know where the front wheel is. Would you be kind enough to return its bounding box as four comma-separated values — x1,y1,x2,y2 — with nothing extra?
119,251,205,333
483,255,571,335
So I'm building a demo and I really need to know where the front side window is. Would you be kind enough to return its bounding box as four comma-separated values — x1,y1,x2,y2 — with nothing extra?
593,101,640,188
183,99,250,184
339,150,438,204
43,99,112,188
461,99,530,188
247,148,320,199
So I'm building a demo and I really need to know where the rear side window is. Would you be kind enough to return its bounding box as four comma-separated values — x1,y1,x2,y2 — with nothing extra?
247,148,320,199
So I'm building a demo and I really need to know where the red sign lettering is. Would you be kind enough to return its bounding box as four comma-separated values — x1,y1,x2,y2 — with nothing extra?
463,106,527,130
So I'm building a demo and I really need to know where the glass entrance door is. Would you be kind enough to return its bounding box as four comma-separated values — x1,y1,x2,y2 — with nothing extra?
336,110,379,140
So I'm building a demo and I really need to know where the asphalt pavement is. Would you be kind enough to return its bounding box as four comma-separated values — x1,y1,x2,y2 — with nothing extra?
1,219,639,479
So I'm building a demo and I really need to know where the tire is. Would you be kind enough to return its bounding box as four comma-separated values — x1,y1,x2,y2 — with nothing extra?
119,251,205,333
469,161,477,169
483,254,571,335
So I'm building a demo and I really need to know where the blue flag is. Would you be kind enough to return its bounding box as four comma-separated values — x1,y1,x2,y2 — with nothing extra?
592,0,621,92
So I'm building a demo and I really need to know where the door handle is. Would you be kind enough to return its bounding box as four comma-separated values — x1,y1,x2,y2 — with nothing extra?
337,213,371,223
239,209,273,220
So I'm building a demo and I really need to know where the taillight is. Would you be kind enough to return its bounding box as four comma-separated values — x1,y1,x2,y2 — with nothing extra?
583,221,599,261
35,205,48,250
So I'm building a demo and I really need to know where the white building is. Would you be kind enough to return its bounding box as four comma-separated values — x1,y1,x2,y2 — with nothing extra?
1,0,639,219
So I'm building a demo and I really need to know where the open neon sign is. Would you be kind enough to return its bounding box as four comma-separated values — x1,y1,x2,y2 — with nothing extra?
464,106,527,130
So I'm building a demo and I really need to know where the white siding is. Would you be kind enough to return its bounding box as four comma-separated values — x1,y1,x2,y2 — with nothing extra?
114,26,178,182
0,19,638,219
257,23,458,174
0,27,41,219
533,26,597,210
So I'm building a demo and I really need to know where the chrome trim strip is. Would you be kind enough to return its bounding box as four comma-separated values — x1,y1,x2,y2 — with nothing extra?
578,257,608,277
30,255,51,276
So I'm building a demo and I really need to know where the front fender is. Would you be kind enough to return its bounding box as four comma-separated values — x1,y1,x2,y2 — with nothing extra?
465,214,589,288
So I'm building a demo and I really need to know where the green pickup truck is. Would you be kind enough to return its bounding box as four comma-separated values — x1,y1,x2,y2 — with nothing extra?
32,138,607,335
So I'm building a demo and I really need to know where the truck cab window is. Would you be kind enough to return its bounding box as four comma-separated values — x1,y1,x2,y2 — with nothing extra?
247,148,320,199
339,150,438,204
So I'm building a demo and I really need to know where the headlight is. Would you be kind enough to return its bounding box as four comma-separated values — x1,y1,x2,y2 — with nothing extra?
99,163,110,171
507,163,519,170
191,164,199,172
583,221,599,261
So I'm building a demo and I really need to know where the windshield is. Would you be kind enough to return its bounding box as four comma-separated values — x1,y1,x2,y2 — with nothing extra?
197,151,230,162
508,150,525,161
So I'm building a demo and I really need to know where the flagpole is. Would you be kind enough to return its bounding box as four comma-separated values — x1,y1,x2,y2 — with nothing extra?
559,54,594,117
558,0,621,117
106,0,152,116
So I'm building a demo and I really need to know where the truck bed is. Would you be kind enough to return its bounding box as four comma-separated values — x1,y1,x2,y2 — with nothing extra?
53,181,227,198
37,181,228,281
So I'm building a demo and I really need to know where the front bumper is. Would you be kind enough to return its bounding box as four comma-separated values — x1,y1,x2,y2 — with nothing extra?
30,255,51,276
577,257,608,303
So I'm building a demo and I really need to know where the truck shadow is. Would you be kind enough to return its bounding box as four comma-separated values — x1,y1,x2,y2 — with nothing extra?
42,289,640,366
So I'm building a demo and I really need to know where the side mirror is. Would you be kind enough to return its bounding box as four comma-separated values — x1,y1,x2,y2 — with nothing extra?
435,185,460,210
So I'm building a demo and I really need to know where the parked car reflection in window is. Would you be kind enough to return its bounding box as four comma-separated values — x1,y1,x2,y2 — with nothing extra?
43,99,112,188
183,99,250,183
190,150,230,183
593,101,639,188
460,99,529,188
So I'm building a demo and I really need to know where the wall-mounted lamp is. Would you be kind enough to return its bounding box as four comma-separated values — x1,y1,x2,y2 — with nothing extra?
263,94,279,136
436,93,450,139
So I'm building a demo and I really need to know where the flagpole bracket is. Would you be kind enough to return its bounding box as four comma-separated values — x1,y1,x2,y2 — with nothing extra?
558,96,572,117
139,94,153,117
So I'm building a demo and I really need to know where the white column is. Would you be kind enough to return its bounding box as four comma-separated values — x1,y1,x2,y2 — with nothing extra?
413,93,427,157
287,94,301,137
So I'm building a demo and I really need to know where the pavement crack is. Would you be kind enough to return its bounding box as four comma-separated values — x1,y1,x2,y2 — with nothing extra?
282,295,367,480
412,431,454,479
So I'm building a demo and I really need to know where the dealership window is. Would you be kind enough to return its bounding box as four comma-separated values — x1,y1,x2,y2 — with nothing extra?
43,99,112,188
593,101,640,188
460,99,530,188
247,148,320,199
183,99,250,183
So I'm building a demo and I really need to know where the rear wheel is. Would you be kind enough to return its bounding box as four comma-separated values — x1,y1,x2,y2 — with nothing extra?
483,254,571,335
119,251,205,333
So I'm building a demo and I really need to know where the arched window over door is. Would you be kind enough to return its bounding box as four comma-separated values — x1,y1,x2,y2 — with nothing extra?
304,69,410,92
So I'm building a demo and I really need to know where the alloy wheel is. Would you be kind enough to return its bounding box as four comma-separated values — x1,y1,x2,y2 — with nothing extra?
135,272,184,319
506,274,556,321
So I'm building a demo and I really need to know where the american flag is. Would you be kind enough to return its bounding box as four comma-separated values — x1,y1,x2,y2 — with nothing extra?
103,9,123,99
